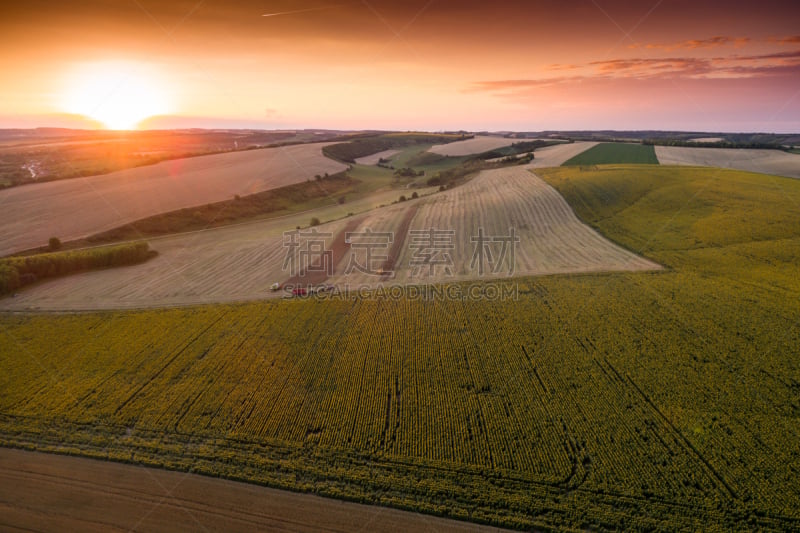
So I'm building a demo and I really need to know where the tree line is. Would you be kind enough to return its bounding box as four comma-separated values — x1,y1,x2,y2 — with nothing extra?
0,241,154,295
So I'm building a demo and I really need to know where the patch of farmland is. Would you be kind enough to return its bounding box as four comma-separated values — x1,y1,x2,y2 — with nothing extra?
0,143,347,256
562,142,658,165
0,164,658,310
525,141,598,167
0,214,353,310
427,136,520,156
326,203,423,288
655,145,800,179
354,149,401,165
0,163,658,310
0,448,503,533
2,165,799,530
381,166,659,284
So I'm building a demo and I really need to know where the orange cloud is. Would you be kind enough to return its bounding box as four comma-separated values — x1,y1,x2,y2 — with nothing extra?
770,35,800,45
547,64,581,71
631,35,750,51
469,49,800,95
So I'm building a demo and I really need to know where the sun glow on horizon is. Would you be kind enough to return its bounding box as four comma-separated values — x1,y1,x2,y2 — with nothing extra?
61,62,171,130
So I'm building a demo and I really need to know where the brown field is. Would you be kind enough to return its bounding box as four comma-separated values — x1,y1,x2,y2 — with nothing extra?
0,448,506,533
655,145,800,178
0,143,347,256
0,164,658,311
427,136,519,156
525,141,598,167
354,149,401,165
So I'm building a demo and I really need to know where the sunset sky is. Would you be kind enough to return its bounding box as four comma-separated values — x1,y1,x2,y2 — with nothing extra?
2,0,799,132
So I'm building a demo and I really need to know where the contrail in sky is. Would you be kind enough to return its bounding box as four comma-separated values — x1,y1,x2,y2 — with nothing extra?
262,5,343,17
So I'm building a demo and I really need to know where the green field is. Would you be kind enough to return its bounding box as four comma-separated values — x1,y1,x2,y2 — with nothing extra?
563,142,659,165
1,165,799,530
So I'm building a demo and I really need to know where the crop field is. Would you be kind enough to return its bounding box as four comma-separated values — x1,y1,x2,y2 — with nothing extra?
339,166,658,287
562,142,659,165
0,143,347,256
1,165,798,530
655,145,800,179
0,129,324,189
525,141,597,167
427,136,520,156
0,166,657,310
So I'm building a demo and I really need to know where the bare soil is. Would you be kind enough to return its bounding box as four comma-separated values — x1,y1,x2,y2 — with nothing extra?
0,447,507,533
283,216,366,287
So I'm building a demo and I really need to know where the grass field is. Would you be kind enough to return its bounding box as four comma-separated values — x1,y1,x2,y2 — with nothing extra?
354,149,401,165
562,142,658,165
1,165,798,530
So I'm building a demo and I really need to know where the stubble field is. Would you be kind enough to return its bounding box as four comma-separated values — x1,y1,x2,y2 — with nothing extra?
655,145,800,178
0,143,347,256
0,163,657,310
427,136,521,156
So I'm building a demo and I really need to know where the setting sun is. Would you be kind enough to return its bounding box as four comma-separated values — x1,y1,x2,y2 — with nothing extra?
61,62,170,129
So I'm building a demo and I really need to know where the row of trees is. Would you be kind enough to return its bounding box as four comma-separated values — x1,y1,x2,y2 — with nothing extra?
641,139,788,150
322,134,469,163
0,241,154,295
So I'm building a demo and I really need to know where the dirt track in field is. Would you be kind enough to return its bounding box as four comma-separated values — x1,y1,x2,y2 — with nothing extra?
0,143,347,256
0,144,658,311
381,204,420,275
655,146,800,179
283,216,366,287
0,448,507,533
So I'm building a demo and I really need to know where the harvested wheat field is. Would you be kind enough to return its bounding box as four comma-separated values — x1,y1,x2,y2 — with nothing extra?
0,448,505,533
354,149,401,165
343,166,658,285
655,145,800,178
0,214,354,310
427,136,520,156
1,165,658,310
525,141,597,167
0,143,347,256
